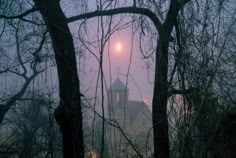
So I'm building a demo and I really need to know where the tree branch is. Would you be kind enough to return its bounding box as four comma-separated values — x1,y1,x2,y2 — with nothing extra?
0,6,38,19
168,87,194,97
67,7,163,33
164,0,191,36
32,30,48,62
0,70,40,124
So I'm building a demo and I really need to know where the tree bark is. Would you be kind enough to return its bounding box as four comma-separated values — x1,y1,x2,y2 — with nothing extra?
34,0,84,157
152,29,170,158
152,1,190,157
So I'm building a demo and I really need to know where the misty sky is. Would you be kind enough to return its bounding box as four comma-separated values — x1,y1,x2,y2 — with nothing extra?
0,1,159,110
62,1,157,109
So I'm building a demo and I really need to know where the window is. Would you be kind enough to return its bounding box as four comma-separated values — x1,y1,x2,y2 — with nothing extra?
116,93,119,102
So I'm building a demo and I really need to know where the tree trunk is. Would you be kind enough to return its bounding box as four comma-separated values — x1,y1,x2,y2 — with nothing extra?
152,31,170,158
152,1,190,157
34,0,84,157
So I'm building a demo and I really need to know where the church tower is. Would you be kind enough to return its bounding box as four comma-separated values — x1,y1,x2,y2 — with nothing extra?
106,78,154,157
108,78,128,116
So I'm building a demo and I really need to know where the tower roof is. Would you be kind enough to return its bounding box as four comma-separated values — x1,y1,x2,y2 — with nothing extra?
110,78,127,91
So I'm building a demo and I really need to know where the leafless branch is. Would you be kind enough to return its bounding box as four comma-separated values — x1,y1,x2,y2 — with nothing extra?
0,6,38,19
67,7,163,33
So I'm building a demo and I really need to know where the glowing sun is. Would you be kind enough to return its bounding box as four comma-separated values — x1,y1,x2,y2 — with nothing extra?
115,42,122,52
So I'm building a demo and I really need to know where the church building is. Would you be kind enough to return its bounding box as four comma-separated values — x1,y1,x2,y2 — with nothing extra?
106,78,153,158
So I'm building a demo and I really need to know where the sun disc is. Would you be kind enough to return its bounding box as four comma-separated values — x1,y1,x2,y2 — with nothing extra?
116,43,122,52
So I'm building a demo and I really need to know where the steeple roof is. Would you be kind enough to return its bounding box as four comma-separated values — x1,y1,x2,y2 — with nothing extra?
110,78,127,91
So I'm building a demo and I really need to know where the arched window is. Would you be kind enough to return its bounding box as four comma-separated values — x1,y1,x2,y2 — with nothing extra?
116,93,120,102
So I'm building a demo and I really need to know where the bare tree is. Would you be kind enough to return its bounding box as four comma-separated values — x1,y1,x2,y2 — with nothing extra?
1,0,191,157
0,17,47,124
1,1,235,158
0,93,62,158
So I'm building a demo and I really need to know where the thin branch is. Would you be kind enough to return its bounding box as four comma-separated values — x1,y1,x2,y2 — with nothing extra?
15,28,28,77
32,30,48,62
20,17,44,26
168,87,194,97
0,6,38,19
67,7,163,33
83,98,143,158
0,18,6,38
0,69,41,125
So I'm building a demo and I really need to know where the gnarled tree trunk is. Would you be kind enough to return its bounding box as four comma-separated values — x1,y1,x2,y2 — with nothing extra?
35,0,84,157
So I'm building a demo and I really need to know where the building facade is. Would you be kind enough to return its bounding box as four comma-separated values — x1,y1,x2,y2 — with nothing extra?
106,78,153,158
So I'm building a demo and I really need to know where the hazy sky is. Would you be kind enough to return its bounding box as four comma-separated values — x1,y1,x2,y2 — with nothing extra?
61,1,157,108
67,16,156,109
0,1,156,110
